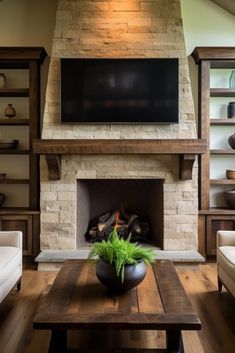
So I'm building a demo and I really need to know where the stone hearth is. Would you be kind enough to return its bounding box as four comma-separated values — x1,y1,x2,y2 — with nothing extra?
39,0,199,258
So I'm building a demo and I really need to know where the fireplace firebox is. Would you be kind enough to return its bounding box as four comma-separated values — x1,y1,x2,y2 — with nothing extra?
77,179,163,248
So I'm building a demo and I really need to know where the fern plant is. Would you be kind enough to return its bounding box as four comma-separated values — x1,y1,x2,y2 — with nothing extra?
89,228,155,283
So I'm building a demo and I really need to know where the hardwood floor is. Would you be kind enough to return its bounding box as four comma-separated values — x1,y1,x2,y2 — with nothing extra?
0,264,235,353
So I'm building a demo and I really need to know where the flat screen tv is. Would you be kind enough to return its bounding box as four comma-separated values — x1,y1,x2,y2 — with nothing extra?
60,58,179,124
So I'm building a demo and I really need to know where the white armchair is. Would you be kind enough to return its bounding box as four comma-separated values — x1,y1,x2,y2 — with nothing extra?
217,230,235,296
0,231,22,304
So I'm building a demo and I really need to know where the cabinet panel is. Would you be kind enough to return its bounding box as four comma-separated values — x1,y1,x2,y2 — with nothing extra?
206,215,235,256
0,214,32,255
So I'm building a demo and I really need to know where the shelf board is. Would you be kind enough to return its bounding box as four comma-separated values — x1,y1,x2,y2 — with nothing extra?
210,88,235,97
210,118,235,125
0,178,29,184
0,118,29,126
199,208,235,215
0,149,29,154
0,207,40,215
210,149,235,155
210,179,235,185
0,88,29,97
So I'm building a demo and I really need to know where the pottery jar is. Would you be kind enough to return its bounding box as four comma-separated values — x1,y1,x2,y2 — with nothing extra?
0,73,6,89
0,193,5,207
4,104,16,118
228,132,235,149
227,102,235,119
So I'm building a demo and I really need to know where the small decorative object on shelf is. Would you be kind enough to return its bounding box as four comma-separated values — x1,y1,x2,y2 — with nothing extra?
4,104,16,118
228,132,235,149
0,73,6,88
224,189,235,209
0,139,19,150
229,70,235,88
227,102,235,119
0,173,7,179
226,169,235,180
0,193,5,207
89,227,155,293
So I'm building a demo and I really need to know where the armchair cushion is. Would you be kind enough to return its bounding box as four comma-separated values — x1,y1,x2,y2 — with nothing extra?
0,247,21,287
217,230,235,296
0,231,22,304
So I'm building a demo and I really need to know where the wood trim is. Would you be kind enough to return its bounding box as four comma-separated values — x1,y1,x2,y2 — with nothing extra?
0,88,29,97
192,47,235,63
33,139,207,155
29,60,40,209
210,179,235,185
198,60,210,210
0,118,29,126
210,149,235,154
0,47,47,63
198,215,206,257
199,208,235,215
210,88,235,97
210,118,235,125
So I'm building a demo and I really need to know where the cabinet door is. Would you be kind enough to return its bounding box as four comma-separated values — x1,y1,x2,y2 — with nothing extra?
206,215,235,256
0,215,32,255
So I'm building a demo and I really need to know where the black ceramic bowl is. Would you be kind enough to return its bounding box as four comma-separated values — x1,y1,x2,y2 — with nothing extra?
96,259,146,294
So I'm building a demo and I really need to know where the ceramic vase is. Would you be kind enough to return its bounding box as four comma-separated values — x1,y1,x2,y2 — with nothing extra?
228,102,235,119
229,70,235,88
96,259,146,293
4,104,16,118
0,73,6,89
0,193,5,207
228,133,235,149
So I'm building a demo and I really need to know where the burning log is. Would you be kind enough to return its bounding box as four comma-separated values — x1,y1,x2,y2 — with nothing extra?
86,209,149,243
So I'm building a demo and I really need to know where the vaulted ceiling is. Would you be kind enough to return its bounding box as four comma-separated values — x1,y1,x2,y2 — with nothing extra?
210,0,235,16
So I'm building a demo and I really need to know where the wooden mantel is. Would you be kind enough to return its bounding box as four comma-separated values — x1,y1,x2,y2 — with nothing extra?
33,139,207,181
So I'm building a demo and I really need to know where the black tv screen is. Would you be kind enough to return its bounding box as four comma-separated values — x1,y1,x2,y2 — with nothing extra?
60,58,179,124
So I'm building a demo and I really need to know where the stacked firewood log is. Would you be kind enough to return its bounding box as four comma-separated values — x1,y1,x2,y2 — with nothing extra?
86,209,149,243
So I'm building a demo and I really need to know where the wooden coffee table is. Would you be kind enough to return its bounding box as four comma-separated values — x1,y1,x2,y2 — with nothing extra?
33,260,201,353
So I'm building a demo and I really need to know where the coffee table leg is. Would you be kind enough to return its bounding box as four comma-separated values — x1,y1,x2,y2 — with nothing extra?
48,330,67,353
166,330,184,353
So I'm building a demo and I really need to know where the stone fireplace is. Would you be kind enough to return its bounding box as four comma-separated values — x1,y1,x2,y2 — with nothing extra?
38,0,201,257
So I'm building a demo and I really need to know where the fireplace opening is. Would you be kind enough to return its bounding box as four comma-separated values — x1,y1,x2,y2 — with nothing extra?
77,179,164,248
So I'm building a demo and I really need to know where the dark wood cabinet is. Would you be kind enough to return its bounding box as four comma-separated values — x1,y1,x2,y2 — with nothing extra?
0,211,40,256
206,215,235,256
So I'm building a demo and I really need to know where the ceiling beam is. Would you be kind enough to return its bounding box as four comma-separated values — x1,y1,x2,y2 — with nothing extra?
210,0,235,16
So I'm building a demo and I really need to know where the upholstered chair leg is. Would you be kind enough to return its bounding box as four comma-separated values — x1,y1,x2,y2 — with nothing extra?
16,279,21,292
218,277,222,292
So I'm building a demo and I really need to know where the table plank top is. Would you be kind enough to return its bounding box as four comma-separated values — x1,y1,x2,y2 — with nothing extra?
33,260,201,331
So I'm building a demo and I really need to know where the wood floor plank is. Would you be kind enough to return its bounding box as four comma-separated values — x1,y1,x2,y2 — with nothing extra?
177,264,235,353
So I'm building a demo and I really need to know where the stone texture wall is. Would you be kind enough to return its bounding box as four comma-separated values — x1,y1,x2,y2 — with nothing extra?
40,0,198,251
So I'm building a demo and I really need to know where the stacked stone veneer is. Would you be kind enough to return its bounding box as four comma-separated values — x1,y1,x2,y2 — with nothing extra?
40,0,198,251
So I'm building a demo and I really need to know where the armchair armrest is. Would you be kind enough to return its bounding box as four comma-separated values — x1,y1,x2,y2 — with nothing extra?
0,231,22,250
217,230,235,248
